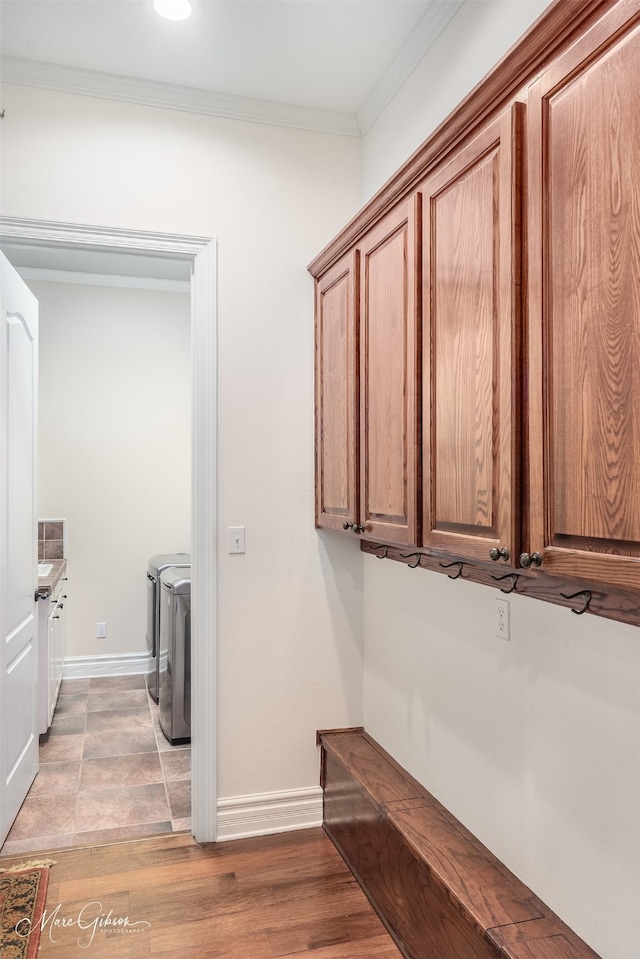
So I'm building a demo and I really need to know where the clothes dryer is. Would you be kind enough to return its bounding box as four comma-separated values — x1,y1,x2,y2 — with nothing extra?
158,567,191,745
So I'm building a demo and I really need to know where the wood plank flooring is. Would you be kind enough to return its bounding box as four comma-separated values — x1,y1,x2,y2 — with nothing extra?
0,828,402,958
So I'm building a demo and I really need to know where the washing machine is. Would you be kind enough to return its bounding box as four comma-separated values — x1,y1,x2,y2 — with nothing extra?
146,553,190,702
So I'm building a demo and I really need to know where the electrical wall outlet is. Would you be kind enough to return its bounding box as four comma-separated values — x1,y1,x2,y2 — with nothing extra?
495,599,510,641
97,622,107,639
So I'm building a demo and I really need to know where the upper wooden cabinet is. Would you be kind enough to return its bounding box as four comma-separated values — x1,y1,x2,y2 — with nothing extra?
359,199,420,546
420,105,522,565
314,199,420,546
526,2,640,590
315,251,359,533
311,0,640,617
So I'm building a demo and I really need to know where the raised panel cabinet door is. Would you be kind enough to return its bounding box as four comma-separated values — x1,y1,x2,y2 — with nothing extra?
315,250,359,531
359,198,420,546
527,2,640,590
421,105,523,563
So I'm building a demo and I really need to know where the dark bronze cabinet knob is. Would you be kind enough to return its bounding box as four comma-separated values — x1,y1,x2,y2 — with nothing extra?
344,521,366,533
520,551,542,568
489,546,509,562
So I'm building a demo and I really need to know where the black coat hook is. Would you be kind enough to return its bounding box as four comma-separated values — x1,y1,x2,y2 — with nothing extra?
401,552,423,569
560,589,592,615
374,545,388,559
491,572,519,594
439,560,463,580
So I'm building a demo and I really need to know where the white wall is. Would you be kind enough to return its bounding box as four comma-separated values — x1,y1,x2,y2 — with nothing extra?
362,0,553,198
362,3,640,958
1,83,365,798
35,279,191,659
364,561,640,959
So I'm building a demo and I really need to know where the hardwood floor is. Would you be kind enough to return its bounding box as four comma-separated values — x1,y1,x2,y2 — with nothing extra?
1,828,402,958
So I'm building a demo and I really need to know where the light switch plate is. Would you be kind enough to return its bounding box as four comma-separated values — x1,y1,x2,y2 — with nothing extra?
229,526,245,554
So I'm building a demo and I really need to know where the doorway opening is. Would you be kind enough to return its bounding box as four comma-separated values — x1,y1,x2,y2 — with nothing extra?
0,215,218,844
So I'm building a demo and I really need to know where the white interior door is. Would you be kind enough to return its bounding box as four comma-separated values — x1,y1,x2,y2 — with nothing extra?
0,252,39,846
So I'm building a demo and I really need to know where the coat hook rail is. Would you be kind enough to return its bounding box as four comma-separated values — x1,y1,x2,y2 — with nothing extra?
560,589,592,615
401,552,423,569
491,572,519,594
439,560,464,580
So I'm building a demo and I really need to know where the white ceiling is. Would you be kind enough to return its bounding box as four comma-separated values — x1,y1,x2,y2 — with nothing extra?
0,0,464,278
0,0,464,135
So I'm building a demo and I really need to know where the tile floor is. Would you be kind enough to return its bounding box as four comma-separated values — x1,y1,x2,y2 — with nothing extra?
0,674,191,857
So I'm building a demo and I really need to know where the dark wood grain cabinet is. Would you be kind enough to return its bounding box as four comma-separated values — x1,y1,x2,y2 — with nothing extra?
420,104,522,566
525,2,640,591
310,0,640,620
314,251,359,533
358,199,420,547
315,199,420,547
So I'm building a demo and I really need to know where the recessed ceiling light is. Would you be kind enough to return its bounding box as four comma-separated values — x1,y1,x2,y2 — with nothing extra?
154,0,192,21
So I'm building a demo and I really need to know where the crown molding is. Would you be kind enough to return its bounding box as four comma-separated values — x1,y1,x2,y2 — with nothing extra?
0,215,210,257
0,56,361,137
309,0,610,277
356,0,465,135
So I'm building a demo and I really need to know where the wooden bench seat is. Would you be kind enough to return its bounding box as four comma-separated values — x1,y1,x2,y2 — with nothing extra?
317,729,602,959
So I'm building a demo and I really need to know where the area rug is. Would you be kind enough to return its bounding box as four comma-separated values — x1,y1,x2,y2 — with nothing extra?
0,859,55,959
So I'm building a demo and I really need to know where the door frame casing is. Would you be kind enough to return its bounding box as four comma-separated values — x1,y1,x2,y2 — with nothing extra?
0,215,218,843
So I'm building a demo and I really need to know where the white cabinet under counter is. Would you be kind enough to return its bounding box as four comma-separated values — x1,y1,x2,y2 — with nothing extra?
37,559,67,734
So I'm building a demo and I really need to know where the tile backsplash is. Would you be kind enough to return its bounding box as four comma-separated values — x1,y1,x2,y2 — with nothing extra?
38,519,66,561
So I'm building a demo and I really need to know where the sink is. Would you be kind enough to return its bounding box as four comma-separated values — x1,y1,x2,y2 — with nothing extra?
37,563,53,577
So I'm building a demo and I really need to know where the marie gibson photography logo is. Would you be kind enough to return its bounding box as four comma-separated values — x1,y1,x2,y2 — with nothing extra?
15,900,151,948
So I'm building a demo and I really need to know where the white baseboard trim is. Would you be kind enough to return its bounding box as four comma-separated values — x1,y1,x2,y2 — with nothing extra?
216,786,323,842
63,652,151,679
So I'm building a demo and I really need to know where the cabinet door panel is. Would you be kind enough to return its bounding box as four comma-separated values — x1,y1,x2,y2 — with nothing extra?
528,5,640,588
421,106,522,562
360,199,420,546
315,252,359,531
